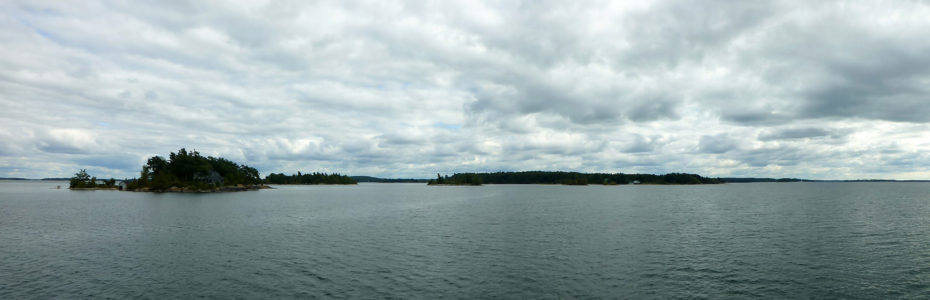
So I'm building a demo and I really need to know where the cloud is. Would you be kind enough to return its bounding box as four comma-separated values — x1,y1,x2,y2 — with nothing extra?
697,134,739,154
619,134,660,153
758,127,840,141
1,1,930,180
74,155,139,172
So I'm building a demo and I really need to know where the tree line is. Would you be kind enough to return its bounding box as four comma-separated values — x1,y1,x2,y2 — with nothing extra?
351,176,426,183
428,173,482,185
265,172,357,184
428,171,724,185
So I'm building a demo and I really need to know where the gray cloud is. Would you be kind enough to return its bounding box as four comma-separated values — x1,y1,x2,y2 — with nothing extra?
1,1,930,180
758,127,844,141
620,134,660,153
697,134,739,154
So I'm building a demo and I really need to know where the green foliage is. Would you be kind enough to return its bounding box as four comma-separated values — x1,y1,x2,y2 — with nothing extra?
428,171,723,185
427,173,482,185
561,175,588,185
69,169,118,189
265,171,357,184
129,148,263,191
69,169,93,188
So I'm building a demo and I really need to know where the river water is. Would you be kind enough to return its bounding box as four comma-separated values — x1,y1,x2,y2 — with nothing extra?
2,180,929,298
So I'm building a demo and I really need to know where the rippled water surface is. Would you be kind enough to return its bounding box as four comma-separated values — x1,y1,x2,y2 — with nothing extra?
2,181,930,298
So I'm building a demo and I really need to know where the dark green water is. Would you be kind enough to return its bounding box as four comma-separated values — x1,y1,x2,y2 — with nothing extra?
2,181,930,298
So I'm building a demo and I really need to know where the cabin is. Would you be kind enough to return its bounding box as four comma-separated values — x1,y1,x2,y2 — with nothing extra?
194,170,224,186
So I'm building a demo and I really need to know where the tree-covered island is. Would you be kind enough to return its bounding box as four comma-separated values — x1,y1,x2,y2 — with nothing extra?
69,169,119,190
121,148,265,192
428,171,723,186
70,148,356,192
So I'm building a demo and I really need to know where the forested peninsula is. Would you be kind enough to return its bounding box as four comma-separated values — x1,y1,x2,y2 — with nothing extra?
428,171,723,186
265,172,357,185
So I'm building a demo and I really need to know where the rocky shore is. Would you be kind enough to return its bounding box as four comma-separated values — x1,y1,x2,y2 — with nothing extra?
68,187,120,191
126,185,273,193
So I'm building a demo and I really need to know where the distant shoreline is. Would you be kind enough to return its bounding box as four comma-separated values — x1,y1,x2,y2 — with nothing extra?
267,183,357,186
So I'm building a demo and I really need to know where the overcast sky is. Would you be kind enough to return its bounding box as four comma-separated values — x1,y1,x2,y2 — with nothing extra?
2,1,930,180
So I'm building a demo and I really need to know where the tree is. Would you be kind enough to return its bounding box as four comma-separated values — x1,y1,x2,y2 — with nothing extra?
74,169,90,181
146,156,168,174
139,166,151,183
69,169,92,188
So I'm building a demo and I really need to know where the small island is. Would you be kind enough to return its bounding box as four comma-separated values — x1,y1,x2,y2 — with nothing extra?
128,148,267,192
427,171,723,186
71,148,266,192
69,169,120,190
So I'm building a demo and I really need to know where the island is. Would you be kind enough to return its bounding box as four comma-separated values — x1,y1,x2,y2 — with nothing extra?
69,169,120,190
427,171,724,186
71,148,266,192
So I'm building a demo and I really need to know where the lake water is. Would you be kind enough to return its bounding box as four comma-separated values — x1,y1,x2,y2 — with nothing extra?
2,181,930,298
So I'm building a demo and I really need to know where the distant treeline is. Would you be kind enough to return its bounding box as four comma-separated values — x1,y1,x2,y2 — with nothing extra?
351,176,427,183
266,172,357,184
428,173,482,185
429,171,724,185
722,178,930,183
721,177,808,183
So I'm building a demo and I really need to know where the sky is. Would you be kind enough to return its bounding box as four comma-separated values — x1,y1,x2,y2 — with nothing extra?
2,1,930,180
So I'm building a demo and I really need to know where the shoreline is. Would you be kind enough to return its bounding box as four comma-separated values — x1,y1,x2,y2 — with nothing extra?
66,185,276,193
126,185,274,193
267,183,357,186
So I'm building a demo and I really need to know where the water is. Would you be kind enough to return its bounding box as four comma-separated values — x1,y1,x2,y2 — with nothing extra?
2,181,930,298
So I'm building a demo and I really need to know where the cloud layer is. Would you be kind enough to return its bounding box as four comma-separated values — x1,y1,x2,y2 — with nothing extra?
2,1,930,179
